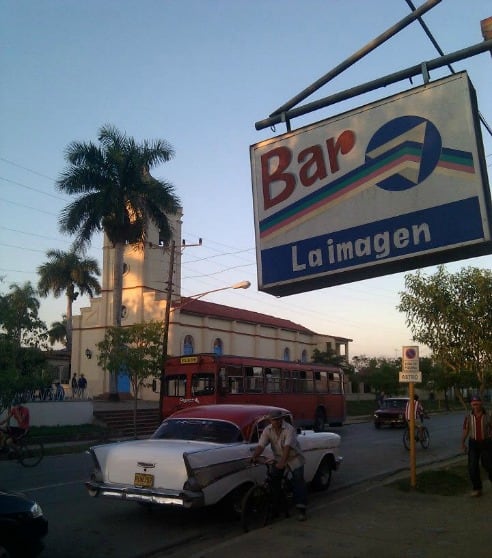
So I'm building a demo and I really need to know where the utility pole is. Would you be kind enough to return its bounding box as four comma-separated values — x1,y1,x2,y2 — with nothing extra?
158,238,202,421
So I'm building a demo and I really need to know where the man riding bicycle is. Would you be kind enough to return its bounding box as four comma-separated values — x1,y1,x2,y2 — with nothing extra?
0,399,30,450
250,409,308,522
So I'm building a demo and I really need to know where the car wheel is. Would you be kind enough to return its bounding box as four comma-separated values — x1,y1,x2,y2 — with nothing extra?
311,457,332,491
374,421,381,429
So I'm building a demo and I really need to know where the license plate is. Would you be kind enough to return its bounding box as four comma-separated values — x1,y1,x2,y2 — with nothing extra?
134,472,154,488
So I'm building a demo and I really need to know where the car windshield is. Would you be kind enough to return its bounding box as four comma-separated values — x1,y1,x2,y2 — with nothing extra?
151,419,243,443
381,399,406,409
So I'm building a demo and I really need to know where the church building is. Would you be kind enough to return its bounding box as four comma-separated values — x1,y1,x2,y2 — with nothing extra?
70,213,352,400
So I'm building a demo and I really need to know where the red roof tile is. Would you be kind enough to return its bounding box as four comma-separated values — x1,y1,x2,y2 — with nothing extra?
177,298,350,341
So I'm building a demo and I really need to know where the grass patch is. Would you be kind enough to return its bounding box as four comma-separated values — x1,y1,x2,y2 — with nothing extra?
394,463,470,496
29,423,109,441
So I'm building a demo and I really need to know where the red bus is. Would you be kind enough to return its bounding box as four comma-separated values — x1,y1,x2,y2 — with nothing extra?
158,353,346,430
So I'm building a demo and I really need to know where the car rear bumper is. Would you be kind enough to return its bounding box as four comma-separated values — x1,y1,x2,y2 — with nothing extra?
85,481,204,508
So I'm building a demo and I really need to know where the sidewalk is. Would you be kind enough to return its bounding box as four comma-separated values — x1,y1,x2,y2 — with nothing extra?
165,457,490,558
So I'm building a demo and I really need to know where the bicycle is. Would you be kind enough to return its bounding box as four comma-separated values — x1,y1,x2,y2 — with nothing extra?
403,416,430,450
0,430,44,467
241,457,293,533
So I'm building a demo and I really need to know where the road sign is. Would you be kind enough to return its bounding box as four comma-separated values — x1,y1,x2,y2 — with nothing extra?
399,371,422,383
402,346,419,372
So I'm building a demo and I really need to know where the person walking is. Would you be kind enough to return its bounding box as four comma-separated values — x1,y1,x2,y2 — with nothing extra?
250,409,308,521
461,395,492,497
71,374,78,399
78,374,88,399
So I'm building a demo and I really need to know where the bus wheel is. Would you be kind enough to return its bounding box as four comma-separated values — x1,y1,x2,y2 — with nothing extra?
313,409,326,432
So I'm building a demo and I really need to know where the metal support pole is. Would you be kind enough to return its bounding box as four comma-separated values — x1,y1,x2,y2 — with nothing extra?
409,382,417,488
269,0,441,117
255,40,492,131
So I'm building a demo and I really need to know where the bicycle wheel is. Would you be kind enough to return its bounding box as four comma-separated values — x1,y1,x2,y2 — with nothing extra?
17,439,44,467
402,428,410,450
241,485,270,533
420,427,430,449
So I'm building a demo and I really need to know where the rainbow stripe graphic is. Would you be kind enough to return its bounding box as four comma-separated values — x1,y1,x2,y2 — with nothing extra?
259,144,475,241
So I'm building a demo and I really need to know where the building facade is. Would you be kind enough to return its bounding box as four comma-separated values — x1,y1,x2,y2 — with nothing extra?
71,215,351,400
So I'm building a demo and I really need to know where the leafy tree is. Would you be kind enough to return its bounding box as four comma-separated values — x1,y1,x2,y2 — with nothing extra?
351,355,401,396
38,247,101,353
97,321,163,437
57,124,181,398
0,282,47,349
398,266,492,397
0,284,50,413
311,347,354,374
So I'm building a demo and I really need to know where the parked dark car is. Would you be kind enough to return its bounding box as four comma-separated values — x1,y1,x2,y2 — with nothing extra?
0,489,48,557
373,397,409,429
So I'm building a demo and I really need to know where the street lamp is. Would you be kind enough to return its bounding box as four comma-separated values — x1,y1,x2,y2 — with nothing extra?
159,278,251,419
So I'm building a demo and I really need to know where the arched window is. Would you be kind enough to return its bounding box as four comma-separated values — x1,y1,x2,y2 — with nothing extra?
283,347,290,361
301,349,308,363
183,335,194,355
213,338,223,356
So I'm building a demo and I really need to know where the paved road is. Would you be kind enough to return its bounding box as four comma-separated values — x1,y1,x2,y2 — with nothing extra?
1,411,465,558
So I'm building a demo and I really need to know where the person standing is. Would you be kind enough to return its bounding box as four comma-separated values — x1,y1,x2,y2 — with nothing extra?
78,374,88,399
71,374,78,399
250,409,308,521
461,395,492,497
377,391,385,408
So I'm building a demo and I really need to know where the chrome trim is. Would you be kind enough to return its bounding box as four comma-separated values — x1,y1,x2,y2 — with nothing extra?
85,481,204,508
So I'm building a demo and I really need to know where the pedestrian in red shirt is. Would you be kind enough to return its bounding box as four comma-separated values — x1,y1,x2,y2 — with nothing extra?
461,395,492,497
0,400,30,449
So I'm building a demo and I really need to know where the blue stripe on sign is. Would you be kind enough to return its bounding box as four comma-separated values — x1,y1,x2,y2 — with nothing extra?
261,197,484,285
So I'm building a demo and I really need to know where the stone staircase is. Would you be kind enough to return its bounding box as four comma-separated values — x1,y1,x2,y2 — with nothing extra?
93,407,161,438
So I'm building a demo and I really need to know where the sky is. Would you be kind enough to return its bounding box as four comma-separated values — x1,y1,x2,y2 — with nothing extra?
1,0,491,359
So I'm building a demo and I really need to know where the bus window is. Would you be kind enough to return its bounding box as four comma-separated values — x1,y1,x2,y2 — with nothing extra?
329,372,342,394
165,374,187,397
281,369,292,392
292,370,313,393
226,365,243,394
191,373,215,396
265,367,281,393
245,366,263,393
314,371,329,393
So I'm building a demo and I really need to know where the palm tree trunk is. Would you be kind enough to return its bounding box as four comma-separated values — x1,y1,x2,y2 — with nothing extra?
109,242,124,401
66,292,73,355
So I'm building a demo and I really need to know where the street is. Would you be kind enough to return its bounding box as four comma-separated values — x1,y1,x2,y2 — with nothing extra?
1,412,465,558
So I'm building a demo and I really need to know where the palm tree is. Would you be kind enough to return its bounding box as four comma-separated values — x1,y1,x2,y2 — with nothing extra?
56,124,181,398
47,315,68,347
38,248,101,354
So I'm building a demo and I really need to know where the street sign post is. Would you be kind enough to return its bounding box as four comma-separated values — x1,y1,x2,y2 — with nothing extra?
401,346,420,488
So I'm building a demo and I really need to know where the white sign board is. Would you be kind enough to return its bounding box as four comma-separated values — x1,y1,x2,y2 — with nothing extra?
399,371,423,383
250,72,492,296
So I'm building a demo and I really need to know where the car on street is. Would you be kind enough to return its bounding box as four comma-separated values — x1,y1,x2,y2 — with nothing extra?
373,397,409,428
0,489,48,557
86,404,342,513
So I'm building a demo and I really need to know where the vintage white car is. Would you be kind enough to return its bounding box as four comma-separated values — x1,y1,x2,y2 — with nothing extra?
86,404,342,511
